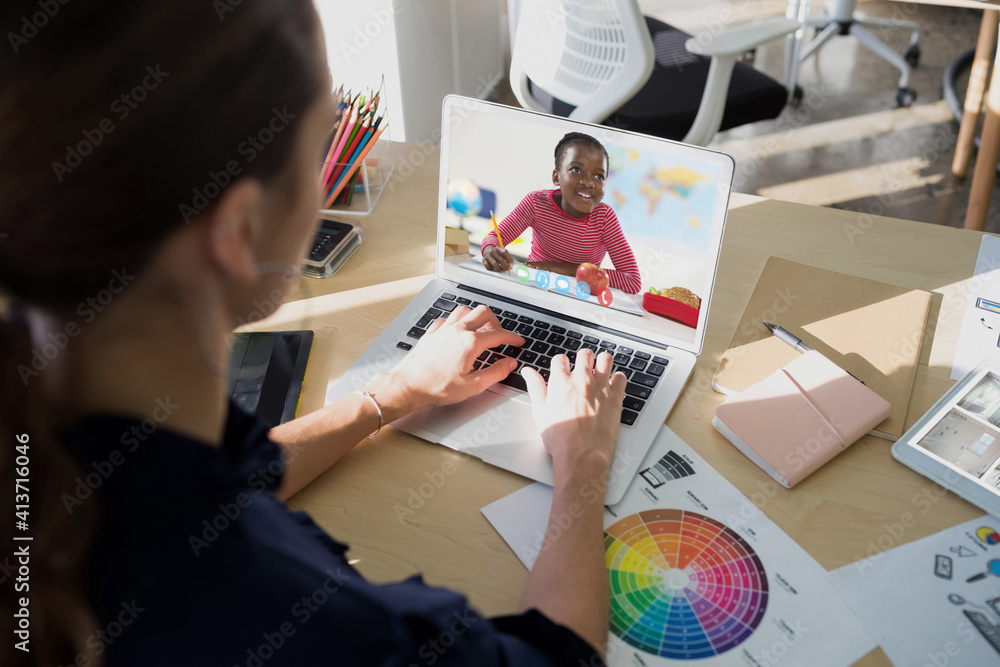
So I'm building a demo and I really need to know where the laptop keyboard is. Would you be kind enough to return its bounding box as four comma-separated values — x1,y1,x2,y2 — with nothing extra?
396,292,668,427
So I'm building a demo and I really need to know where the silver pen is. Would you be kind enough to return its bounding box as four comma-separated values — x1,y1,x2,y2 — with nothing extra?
762,321,813,353
763,320,865,383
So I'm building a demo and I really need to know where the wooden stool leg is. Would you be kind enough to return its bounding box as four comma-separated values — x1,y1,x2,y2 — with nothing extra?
954,10,998,179
965,13,1000,232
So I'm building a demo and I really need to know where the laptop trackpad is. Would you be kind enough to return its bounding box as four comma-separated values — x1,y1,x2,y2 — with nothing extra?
418,391,540,462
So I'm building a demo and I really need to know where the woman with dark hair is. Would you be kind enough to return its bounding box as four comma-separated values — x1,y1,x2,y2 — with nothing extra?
0,1,625,665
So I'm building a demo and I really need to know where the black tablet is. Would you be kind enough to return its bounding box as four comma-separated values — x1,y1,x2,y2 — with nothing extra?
228,330,313,427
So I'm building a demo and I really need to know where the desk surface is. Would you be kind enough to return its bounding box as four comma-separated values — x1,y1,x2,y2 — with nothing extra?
254,142,988,666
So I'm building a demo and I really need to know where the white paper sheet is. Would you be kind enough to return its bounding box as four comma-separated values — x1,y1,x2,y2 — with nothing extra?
829,515,1000,666
483,426,875,666
952,235,1000,380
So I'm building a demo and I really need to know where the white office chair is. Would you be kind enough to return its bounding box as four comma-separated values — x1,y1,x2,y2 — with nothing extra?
790,0,920,107
509,0,802,147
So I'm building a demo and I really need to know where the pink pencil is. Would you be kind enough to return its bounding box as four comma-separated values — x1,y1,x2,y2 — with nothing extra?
325,116,364,188
320,103,355,185
320,106,349,181
320,90,351,169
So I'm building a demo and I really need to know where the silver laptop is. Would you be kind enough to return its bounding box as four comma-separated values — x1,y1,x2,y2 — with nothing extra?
325,96,733,503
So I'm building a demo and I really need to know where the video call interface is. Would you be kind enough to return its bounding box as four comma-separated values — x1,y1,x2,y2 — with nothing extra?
439,101,732,347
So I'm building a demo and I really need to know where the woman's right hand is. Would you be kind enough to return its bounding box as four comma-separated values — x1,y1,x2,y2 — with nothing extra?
367,305,523,419
482,245,513,272
522,349,626,480
518,348,625,654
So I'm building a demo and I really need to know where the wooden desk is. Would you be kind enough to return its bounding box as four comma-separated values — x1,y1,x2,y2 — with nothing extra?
253,142,986,665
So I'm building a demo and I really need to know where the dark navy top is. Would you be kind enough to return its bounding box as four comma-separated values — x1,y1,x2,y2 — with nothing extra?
61,401,603,666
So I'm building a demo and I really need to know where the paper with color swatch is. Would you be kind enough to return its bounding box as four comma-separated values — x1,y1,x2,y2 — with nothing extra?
482,427,875,666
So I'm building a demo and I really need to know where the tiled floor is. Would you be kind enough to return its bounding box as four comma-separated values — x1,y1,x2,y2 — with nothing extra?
499,1,996,232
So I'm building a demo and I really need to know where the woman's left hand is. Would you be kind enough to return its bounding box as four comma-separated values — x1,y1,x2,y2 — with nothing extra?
364,305,524,420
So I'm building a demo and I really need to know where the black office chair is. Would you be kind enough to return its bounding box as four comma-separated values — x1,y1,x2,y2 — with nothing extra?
510,0,800,146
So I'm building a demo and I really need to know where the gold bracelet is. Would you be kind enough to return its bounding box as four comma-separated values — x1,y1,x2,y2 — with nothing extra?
355,390,383,439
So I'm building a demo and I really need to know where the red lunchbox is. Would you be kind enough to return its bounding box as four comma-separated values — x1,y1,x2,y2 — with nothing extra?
641,292,701,328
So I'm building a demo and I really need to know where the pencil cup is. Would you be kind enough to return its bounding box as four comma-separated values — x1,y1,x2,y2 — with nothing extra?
318,128,394,216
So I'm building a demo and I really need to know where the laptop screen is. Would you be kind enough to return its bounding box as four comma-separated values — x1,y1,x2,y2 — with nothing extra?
436,96,733,354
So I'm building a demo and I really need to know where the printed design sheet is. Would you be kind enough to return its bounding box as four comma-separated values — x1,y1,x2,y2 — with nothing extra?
953,235,1000,380
830,515,1000,666
483,427,875,666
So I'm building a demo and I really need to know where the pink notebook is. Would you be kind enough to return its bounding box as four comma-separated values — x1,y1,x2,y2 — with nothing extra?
712,351,892,488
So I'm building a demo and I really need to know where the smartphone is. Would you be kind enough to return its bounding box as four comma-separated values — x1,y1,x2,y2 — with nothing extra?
301,217,363,279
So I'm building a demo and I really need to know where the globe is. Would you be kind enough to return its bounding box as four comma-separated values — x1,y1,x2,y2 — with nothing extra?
447,179,483,217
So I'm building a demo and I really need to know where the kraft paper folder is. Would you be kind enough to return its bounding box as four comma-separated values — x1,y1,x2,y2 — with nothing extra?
712,256,932,439
713,351,893,488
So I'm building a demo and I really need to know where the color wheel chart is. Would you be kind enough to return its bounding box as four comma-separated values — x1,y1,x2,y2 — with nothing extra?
605,509,768,660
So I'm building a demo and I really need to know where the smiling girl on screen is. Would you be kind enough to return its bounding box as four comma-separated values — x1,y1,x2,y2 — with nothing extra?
481,132,642,294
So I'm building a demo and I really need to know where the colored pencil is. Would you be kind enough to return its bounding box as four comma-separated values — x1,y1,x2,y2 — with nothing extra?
322,101,357,184
326,117,370,189
320,105,349,185
323,111,359,187
324,125,386,207
327,126,372,198
490,210,504,247
319,78,388,209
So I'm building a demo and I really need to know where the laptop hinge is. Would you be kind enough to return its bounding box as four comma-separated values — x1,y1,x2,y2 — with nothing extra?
456,283,670,351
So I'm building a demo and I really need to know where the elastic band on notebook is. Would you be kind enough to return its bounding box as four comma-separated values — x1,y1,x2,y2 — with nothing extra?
779,369,846,447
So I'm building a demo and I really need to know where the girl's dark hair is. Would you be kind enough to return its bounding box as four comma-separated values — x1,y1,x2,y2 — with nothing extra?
554,131,608,171
0,1,327,664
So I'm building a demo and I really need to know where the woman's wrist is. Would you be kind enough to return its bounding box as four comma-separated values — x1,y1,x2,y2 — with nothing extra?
360,372,426,424
549,441,613,490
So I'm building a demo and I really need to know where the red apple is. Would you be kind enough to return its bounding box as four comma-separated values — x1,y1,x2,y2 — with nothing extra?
575,262,609,294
